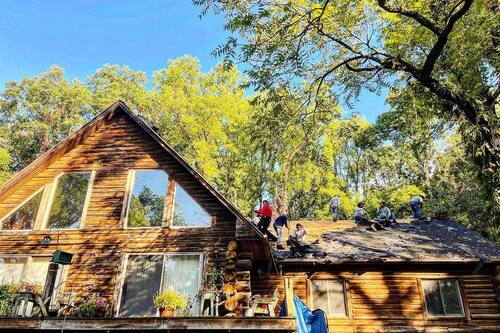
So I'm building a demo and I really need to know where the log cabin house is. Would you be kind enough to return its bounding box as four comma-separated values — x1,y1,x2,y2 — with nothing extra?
0,101,498,332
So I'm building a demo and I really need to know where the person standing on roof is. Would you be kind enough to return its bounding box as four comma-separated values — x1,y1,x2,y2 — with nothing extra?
376,202,396,226
409,195,423,219
255,200,273,234
273,214,288,250
329,195,340,222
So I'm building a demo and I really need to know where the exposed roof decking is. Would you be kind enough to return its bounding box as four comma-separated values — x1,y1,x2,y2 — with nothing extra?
274,220,500,264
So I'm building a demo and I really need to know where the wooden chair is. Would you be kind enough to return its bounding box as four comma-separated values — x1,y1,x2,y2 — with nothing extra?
249,287,280,317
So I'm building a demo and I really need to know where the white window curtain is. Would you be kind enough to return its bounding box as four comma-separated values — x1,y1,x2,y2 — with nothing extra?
0,257,27,284
162,254,202,316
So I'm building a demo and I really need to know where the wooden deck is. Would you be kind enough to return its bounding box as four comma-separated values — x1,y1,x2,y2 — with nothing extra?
0,317,297,332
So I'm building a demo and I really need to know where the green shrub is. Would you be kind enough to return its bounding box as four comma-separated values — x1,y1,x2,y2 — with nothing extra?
0,284,18,317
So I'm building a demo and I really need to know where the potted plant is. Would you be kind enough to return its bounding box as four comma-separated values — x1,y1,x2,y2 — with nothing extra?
153,290,186,318
76,294,109,318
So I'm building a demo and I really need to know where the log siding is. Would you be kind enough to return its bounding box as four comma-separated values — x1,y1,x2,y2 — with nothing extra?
0,110,238,313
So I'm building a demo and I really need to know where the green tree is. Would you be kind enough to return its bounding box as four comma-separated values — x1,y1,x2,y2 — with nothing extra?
196,0,499,186
0,66,91,170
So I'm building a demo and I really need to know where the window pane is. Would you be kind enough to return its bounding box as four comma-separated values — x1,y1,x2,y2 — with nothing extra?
440,280,463,316
0,257,27,284
1,191,43,230
162,254,202,316
312,280,346,316
128,170,168,227
47,173,91,229
423,280,445,316
173,184,211,227
119,255,163,317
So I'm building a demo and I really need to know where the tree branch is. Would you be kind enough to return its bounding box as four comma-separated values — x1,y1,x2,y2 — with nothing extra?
421,0,473,78
377,0,442,36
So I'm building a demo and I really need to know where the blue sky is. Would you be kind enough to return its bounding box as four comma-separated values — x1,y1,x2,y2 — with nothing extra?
0,0,388,122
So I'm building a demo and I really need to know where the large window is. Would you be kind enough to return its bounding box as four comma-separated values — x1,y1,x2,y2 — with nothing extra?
46,172,92,229
422,280,464,317
118,253,203,317
127,170,168,228
311,280,347,316
173,184,211,227
0,190,43,230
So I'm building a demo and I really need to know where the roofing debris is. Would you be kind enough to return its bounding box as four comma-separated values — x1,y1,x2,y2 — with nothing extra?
274,219,500,263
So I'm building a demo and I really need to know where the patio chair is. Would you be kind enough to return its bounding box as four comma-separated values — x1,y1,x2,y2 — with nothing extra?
248,287,280,317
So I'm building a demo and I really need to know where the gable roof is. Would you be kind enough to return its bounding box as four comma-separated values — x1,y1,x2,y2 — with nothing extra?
275,220,500,264
0,100,262,238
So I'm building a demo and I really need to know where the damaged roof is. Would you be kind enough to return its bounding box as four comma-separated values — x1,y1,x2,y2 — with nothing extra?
274,219,500,264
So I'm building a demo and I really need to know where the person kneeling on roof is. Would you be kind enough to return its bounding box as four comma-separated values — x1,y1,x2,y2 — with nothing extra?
375,202,396,226
273,214,288,250
290,223,307,242
354,202,370,225
255,200,273,233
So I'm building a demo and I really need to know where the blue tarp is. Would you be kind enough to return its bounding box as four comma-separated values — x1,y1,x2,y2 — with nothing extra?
292,295,328,333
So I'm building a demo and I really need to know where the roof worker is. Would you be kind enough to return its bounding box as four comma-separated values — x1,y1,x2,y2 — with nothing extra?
329,195,340,222
409,195,424,220
255,200,273,234
290,223,307,242
376,202,396,227
273,214,288,250
354,202,370,226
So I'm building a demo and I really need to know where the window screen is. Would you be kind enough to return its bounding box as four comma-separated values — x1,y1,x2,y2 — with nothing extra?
173,184,211,227
422,280,464,316
119,255,163,317
47,172,91,229
127,170,168,228
311,280,347,316
1,190,43,230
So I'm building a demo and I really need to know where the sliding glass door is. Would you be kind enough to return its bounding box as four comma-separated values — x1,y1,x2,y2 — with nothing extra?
118,253,203,317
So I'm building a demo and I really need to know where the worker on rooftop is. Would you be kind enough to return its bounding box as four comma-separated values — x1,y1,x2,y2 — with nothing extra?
409,195,424,220
255,200,273,234
273,214,288,250
354,202,370,225
291,223,307,242
375,202,396,226
329,195,341,222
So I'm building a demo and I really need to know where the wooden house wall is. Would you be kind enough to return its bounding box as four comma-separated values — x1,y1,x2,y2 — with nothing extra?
256,266,499,332
0,111,236,308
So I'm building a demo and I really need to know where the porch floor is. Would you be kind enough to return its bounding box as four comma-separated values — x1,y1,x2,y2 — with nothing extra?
0,317,297,332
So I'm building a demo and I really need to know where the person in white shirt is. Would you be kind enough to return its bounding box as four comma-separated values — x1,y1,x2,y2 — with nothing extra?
409,195,423,219
291,223,307,242
330,195,340,222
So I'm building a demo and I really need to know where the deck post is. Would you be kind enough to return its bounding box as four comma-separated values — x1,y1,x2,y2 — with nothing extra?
284,277,294,316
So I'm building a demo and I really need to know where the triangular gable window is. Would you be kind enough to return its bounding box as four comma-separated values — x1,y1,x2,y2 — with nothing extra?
173,184,211,227
1,190,43,230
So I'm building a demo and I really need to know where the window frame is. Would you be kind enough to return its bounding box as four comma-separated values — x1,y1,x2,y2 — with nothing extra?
123,169,171,229
419,278,466,319
169,182,213,229
40,171,95,230
308,278,349,318
0,187,46,232
115,252,205,318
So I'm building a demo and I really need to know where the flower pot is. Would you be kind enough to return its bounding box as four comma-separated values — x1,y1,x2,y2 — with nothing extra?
159,308,175,318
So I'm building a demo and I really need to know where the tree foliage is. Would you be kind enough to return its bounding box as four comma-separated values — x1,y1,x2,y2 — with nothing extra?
195,0,499,194
0,56,497,241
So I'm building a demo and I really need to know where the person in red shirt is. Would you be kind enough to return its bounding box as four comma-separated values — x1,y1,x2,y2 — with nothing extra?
255,200,273,233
